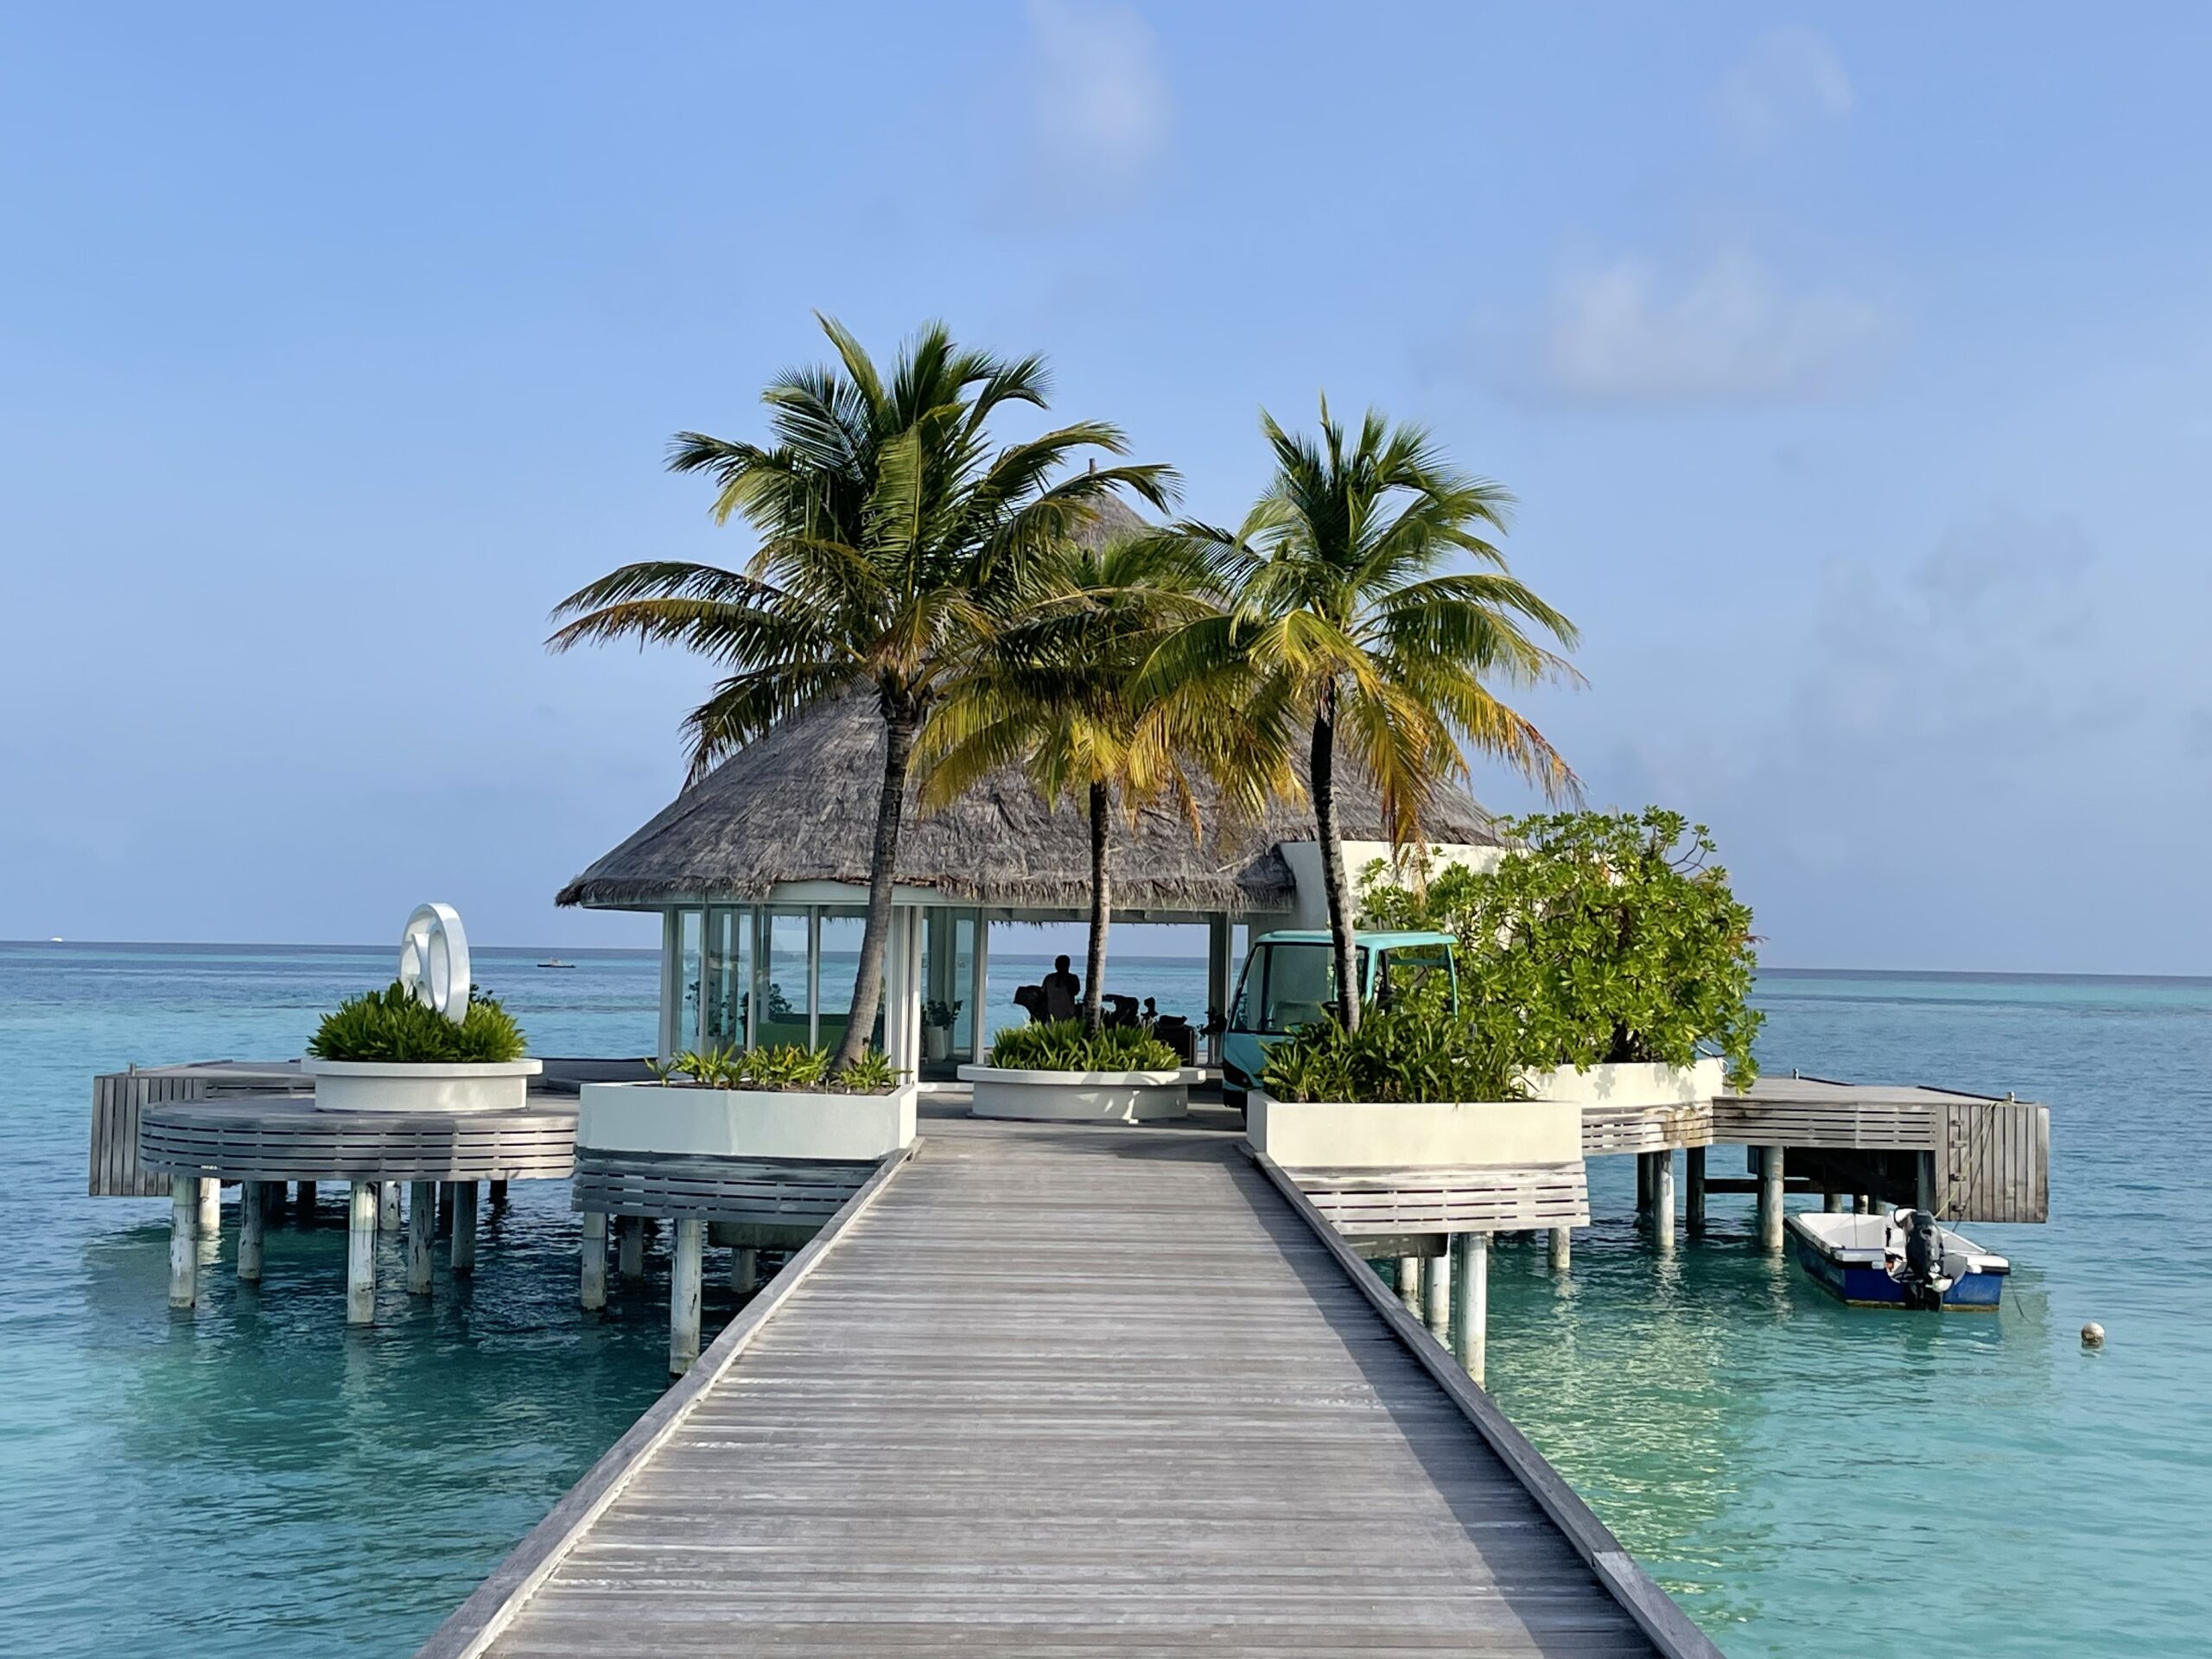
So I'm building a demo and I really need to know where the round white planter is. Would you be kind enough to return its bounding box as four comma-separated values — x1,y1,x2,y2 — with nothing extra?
302,1058,543,1115
959,1064,1197,1123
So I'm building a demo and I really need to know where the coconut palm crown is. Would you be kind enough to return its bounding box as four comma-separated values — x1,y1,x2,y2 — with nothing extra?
550,315,1174,1070
1147,398,1580,1031
918,530,1297,1033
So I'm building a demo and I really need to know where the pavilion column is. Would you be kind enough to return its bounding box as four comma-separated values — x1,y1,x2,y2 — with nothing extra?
882,906,924,1081
1205,913,1232,1065
969,916,992,1062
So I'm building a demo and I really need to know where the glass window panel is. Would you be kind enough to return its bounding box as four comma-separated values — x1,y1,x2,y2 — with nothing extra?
676,908,703,1052
951,914,976,1053
815,912,885,1053
702,906,750,1050
750,909,811,1047
1256,942,1346,1035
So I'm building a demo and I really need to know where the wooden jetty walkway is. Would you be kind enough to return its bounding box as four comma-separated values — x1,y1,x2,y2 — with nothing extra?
423,1110,1713,1658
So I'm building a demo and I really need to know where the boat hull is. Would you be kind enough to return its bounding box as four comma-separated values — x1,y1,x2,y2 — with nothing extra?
1792,1233,2005,1309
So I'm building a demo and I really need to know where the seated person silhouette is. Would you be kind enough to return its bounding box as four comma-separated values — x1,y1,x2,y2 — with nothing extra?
1042,955,1082,1021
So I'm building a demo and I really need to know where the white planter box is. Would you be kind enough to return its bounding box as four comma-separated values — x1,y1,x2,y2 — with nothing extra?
576,1081,918,1160
1245,1089,1581,1168
302,1058,543,1115
1518,1058,1725,1109
959,1065,1197,1123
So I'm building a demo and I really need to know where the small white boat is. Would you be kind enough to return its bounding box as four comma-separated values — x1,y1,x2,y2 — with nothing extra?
537,958,577,969
1788,1209,2009,1310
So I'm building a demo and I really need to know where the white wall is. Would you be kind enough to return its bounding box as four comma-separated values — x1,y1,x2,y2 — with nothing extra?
1274,840,1505,931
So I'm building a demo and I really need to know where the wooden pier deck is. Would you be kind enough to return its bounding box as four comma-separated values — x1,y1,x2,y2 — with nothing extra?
423,1109,1709,1658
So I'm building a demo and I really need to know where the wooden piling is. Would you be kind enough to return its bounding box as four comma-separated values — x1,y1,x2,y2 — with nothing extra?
1635,1152,1652,1221
1395,1255,1423,1319
618,1216,645,1281
1548,1225,1571,1274
1455,1231,1489,1385
1653,1152,1677,1254
238,1179,266,1282
450,1181,478,1275
1758,1147,1786,1253
405,1181,436,1294
378,1181,402,1231
581,1212,608,1311
346,1180,378,1324
670,1218,704,1375
168,1175,199,1309
1685,1146,1707,1233
296,1179,316,1222
488,1179,509,1207
729,1245,758,1295
436,1182,454,1236
1422,1241,1452,1344
1854,1193,1872,1215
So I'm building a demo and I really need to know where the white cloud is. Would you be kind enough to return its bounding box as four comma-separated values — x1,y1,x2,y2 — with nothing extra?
1025,0,1170,199
1718,27,1853,149
1535,247,1900,407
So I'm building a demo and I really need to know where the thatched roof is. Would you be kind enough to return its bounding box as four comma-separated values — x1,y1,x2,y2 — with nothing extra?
556,687,1503,915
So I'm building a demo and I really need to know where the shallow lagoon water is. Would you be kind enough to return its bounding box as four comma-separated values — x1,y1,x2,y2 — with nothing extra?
1,946,2205,1654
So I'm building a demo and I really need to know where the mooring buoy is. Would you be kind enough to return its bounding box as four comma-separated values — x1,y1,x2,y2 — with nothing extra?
2082,1321,2106,1349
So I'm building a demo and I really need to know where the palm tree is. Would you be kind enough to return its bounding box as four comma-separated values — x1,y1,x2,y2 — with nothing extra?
917,528,1294,1033
550,315,1173,1071
1147,399,1579,1032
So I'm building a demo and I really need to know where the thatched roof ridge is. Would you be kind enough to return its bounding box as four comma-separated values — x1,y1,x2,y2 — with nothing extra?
556,686,1503,914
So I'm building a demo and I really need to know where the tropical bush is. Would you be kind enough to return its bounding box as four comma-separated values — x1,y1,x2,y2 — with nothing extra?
1258,1001,1522,1103
1358,806,1762,1086
308,982,527,1064
987,1018,1179,1072
653,1043,903,1094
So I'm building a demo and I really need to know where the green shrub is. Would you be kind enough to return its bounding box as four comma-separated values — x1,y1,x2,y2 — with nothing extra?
987,1018,1179,1072
661,1043,901,1093
1358,806,1763,1086
1258,1002,1522,1103
308,982,527,1064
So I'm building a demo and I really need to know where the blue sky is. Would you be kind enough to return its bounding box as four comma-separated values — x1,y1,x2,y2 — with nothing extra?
3,4,2209,969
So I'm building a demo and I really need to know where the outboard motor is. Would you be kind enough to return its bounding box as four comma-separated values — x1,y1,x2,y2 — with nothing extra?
1893,1208,1949,1310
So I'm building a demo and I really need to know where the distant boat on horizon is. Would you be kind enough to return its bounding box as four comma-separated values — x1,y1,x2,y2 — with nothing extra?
537,957,576,969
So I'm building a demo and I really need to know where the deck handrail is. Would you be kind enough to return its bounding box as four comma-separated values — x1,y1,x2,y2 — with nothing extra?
1243,1145,1726,1659
413,1139,920,1659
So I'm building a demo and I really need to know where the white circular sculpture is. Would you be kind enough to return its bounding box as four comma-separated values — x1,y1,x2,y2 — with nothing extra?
398,902,471,1023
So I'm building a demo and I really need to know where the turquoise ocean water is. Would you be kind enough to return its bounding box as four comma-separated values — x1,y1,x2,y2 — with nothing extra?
1,944,2204,1654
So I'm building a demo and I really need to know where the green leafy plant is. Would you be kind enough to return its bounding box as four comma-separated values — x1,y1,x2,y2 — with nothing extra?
1258,1001,1522,1103
922,999,963,1031
1358,807,1763,1086
308,982,527,1064
660,1043,901,1093
987,1018,1179,1072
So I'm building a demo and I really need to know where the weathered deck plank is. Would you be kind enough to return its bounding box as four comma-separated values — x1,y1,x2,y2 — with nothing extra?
440,1116,1688,1658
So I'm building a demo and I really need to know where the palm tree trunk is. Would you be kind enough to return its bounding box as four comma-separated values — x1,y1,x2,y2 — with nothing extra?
833,701,918,1073
1083,780,1111,1035
1310,687,1360,1033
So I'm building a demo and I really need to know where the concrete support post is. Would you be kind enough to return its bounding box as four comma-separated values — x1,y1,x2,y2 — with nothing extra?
196,1177,221,1237
730,1245,758,1294
618,1215,645,1281
1423,1243,1452,1344
346,1181,378,1325
1823,1191,1843,1212
1685,1146,1707,1234
1548,1225,1571,1274
406,1181,436,1294
1758,1147,1786,1253
1854,1193,1872,1215
1916,1151,1937,1213
1635,1152,1652,1221
168,1176,199,1310
450,1180,478,1275
296,1180,316,1222
1205,913,1233,1065
378,1181,402,1232
1395,1255,1424,1319
580,1211,608,1310
238,1180,266,1283
1653,1151,1677,1255
670,1218,704,1375
1458,1232,1489,1385
436,1182,454,1236
488,1179,509,1208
